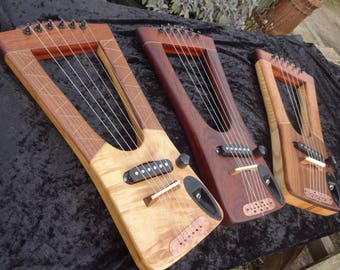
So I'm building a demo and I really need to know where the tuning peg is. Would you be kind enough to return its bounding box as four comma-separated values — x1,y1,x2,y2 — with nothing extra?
326,156,337,167
34,23,42,32
253,145,266,157
58,19,66,29
176,153,191,168
79,20,86,30
46,19,53,30
69,20,76,29
22,23,32,35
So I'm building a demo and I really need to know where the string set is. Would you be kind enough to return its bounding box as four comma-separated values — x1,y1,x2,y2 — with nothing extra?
161,24,270,210
25,19,201,242
274,55,326,199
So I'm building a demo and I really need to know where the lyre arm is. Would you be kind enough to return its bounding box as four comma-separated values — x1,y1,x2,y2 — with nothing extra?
254,49,324,139
0,23,163,163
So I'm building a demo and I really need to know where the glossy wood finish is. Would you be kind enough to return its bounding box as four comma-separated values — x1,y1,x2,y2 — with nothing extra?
254,48,339,215
138,27,285,225
0,22,222,270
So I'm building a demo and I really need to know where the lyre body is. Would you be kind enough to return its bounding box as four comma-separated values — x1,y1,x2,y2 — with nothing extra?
254,49,340,215
138,27,285,225
0,22,222,269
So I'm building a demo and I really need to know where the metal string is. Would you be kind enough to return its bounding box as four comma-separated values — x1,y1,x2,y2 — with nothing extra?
28,22,195,241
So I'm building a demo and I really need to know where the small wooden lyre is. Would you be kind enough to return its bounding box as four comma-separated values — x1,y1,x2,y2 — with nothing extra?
0,20,223,269
254,48,340,215
138,25,285,225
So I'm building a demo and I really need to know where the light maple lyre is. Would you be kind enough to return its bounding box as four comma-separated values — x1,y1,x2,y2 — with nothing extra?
138,26,285,226
254,48,340,215
0,21,223,270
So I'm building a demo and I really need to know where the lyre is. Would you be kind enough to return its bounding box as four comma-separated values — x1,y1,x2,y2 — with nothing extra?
0,21,223,269
254,48,340,215
138,25,285,225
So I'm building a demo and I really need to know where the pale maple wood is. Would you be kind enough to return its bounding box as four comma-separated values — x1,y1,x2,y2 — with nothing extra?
255,49,339,215
0,22,223,270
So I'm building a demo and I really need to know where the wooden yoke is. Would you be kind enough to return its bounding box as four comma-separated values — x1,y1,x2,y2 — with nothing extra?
0,21,223,270
254,48,340,215
138,26,285,226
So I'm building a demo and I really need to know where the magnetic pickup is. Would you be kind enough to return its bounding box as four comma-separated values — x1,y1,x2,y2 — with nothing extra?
293,141,323,162
216,144,252,157
123,159,173,184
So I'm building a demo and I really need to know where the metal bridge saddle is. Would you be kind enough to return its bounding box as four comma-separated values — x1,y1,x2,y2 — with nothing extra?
138,26,285,225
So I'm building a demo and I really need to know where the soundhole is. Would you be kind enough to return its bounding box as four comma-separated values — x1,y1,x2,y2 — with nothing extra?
168,54,230,132
275,79,305,135
40,52,137,150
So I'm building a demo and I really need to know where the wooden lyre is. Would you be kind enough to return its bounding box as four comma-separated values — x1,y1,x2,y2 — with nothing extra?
0,20,223,269
254,48,340,215
137,25,285,225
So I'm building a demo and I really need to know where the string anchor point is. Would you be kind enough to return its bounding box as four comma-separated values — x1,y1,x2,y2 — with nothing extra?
79,20,87,30
34,23,42,33
58,19,66,29
46,19,53,30
69,20,76,29
22,23,32,35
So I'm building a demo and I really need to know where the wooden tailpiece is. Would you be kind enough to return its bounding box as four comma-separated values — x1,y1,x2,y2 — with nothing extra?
0,21,223,270
254,48,340,215
137,26,285,225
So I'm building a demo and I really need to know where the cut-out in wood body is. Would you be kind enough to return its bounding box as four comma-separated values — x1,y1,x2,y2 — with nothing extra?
254,48,340,215
138,26,284,225
0,22,223,270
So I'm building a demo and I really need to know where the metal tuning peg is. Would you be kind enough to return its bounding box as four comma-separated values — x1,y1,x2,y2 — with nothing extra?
69,20,76,29
179,26,185,34
22,23,32,35
195,30,201,38
46,19,53,30
79,20,86,30
253,145,266,157
176,153,191,168
158,25,164,33
326,156,337,167
34,23,42,33
58,19,66,29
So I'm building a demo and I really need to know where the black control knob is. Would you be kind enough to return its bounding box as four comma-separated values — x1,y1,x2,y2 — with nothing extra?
176,153,191,168
253,145,266,157
326,156,337,167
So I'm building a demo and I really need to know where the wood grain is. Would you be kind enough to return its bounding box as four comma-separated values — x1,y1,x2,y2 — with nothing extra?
138,27,285,225
0,22,223,269
254,48,339,215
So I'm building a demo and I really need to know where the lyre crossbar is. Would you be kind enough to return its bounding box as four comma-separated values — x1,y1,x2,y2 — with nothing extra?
0,21,223,269
254,48,340,215
138,26,285,225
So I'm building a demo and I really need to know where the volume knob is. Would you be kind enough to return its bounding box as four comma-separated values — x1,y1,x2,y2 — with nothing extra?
253,145,266,157
326,156,337,167
176,153,191,168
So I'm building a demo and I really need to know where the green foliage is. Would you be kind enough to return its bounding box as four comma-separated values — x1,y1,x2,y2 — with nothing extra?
140,0,260,29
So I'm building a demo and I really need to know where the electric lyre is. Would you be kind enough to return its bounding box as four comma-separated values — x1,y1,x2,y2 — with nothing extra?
0,20,223,269
138,25,285,225
254,48,340,215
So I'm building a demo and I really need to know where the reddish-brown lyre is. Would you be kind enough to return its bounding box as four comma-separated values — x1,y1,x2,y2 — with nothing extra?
138,26,285,225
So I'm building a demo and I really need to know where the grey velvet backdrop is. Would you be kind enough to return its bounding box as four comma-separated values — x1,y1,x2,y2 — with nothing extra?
0,0,339,269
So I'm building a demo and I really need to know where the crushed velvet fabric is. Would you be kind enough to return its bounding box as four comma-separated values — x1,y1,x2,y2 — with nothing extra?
0,1,339,269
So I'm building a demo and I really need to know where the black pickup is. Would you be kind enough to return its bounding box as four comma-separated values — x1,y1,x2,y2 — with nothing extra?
123,159,173,184
293,141,323,161
216,144,252,157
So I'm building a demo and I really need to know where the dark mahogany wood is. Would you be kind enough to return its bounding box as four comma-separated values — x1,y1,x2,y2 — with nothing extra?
138,27,285,225
254,49,340,214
